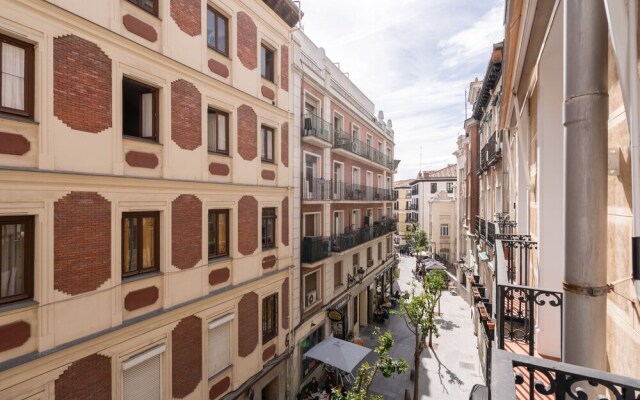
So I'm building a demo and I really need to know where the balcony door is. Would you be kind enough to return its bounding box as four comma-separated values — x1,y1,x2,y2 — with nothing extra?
304,100,319,134
334,211,344,235
304,153,320,199
366,172,373,199
304,213,321,237
333,162,343,199
366,135,372,157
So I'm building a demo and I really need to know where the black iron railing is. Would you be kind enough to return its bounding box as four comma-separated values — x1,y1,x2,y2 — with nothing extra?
495,212,517,235
330,219,396,253
329,182,392,201
302,178,331,201
302,112,332,144
487,221,496,248
491,350,640,400
476,216,486,240
301,236,331,263
486,131,502,166
499,234,537,285
334,133,392,169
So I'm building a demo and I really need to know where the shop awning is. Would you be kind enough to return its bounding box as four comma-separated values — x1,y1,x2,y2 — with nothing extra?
303,337,371,373
478,252,490,261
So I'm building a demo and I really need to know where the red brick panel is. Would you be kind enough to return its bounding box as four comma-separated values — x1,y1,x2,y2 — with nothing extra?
208,268,230,285
281,278,289,329
0,321,30,352
0,132,30,155
261,86,275,100
125,150,159,169
236,12,257,70
123,14,158,42
237,105,257,161
171,79,202,151
170,0,201,37
280,122,289,167
54,192,111,296
209,376,231,399
281,197,289,246
238,292,258,357
54,35,112,133
209,162,230,176
280,45,289,91
55,354,111,400
261,255,276,269
261,170,275,180
172,194,202,270
237,196,257,256
262,343,276,361
208,59,229,78
124,286,159,311
172,316,202,398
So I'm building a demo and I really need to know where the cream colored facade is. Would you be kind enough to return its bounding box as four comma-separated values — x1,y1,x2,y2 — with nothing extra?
0,0,299,399
290,30,397,396
428,191,456,264
393,179,412,246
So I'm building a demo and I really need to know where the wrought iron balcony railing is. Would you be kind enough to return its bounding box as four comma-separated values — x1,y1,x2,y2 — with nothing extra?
301,236,331,263
330,182,392,201
303,177,331,201
486,131,502,166
334,133,392,169
302,112,332,144
330,219,396,253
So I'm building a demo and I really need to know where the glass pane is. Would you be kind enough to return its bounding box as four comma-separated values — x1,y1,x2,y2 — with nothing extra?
217,213,227,255
123,218,138,273
261,46,267,77
141,93,153,138
217,114,227,151
1,223,25,298
217,16,226,53
207,111,217,151
208,212,216,257
1,43,26,111
267,131,273,160
142,217,155,269
207,9,215,48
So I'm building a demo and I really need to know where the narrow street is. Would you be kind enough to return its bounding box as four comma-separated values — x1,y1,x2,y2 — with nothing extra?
359,256,483,399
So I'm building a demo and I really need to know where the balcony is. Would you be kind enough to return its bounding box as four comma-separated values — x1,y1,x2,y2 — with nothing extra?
331,182,392,202
330,219,396,253
334,133,393,169
301,236,331,264
477,132,502,175
302,113,333,147
303,177,331,201
476,216,486,240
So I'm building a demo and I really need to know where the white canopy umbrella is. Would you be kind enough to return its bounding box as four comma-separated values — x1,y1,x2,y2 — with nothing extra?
303,336,371,373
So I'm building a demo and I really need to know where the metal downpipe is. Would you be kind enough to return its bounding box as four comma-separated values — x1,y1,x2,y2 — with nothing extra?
563,0,609,369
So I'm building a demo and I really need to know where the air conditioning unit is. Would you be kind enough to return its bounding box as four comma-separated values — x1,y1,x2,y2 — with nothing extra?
367,259,374,267
305,291,317,307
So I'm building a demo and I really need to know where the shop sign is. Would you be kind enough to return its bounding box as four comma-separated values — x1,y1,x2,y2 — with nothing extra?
327,309,343,321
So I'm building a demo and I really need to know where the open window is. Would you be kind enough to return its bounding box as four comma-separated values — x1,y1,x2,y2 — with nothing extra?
122,78,158,141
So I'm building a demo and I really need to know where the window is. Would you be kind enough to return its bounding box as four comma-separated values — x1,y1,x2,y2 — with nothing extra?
0,34,34,118
126,0,158,16
447,182,454,193
207,7,228,56
352,253,359,273
122,345,165,400
262,208,277,249
207,108,229,154
123,78,158,141
377,242,382,260
440,224,449,237
334,261,343,288
333,114,343,135
262,293,278,343
261,126,275,162
301,328,324,379
367,247,372,264
304,271,320,308
431,183,437,193
208,313,233,377
261,44,275,82
208,210,229,260
122,212,159,277
0,216,34,305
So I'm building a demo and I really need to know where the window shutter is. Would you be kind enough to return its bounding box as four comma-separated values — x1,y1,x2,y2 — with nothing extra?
141,92,153,138
208,319,231,377
123,352,162,400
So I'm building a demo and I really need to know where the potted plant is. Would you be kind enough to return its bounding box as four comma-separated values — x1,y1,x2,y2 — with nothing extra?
346,330,354,341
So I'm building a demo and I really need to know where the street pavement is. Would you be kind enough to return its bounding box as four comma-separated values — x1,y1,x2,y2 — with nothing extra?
357,255,483,399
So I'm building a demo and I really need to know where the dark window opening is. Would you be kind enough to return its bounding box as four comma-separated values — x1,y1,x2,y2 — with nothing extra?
123,78,158,141
261,44,275,82
0,216,34,305
122,212,160,277
208,209,229,259
262,293,278,343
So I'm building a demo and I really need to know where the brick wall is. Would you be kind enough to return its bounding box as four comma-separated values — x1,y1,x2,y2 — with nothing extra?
238,292,258,357
55,354,111,400
54,192,111,296
54,35,111,133
172,194,202,270
171,79,202,151
281,197,289,246
238,196,258,255
281,122,289,167
172,316,202,398
237,105,257,161
170,0,201,37
281,278,289,329
237,12,257,70
280,45,289,91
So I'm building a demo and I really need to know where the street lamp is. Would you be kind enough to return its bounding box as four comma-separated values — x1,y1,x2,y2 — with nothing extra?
347,266,366,288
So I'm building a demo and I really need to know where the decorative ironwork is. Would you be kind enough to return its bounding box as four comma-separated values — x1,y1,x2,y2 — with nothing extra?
302,112,333,143
301,236,331,263
334,133,392,169
499,234,536,285
330,219,396,253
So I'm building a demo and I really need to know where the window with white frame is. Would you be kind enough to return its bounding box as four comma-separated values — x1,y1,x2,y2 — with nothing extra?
208,313,234,377
304,270,320,308
303,213,320,237
333,211,344,235
122,344,165,400
440,224,449,237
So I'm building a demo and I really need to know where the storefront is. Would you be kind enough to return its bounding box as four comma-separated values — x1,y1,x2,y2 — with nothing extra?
300,327,324,382
327,295,349,340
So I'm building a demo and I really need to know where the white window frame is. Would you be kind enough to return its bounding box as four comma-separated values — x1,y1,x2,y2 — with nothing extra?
122,344,166,400
303,270,321,309
334,211,344,235
440,224,449,237
207,313,234,378
303,212,321,237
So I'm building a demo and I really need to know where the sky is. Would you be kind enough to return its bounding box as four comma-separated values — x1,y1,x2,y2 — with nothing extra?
299,0,505,180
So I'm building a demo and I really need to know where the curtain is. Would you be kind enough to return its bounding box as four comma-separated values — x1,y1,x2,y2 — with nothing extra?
207,112,216,151
1,224,24,297
1,43,25,111
141,93,153,138
217,114,226,151
142,217,155,269
217,213,227,254
123,218,137,273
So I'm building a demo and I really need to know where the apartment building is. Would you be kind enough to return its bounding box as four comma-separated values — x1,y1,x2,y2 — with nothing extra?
0,1,299,399
393,179,412,247
290,30,397,395
408,165,456,259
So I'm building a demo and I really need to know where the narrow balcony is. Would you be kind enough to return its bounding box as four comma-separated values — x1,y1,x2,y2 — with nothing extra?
301,236,331,264
331,182,392,202
334,134,393,170
302,177,331,201
302,112,333,147
330,219,396,253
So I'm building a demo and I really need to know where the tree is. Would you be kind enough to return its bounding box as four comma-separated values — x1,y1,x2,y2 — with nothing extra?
331,329,408,400
395,269,447,400
405,226,428,258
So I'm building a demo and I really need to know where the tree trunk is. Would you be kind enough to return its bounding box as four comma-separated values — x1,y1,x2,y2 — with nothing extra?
428,330,433,348
414,335,421,400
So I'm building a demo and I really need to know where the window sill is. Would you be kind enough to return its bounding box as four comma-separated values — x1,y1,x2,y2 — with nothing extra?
261,159,275,165
303,300,322,311
123,135,162,146
207,46,230,59
0,112,38,125
0,299,38,314
262,246,278,252
208,150,231,158
122,270,163,284
208,255,232,265
208,364,233,382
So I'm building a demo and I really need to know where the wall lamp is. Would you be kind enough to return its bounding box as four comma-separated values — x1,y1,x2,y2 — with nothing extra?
347,266,366,288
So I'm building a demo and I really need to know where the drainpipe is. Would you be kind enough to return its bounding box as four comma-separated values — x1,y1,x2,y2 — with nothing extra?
563,0,608,369
629,0,640,296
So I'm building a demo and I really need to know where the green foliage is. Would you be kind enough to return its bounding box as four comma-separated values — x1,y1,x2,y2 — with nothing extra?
330,329,408,400
405,226,428,255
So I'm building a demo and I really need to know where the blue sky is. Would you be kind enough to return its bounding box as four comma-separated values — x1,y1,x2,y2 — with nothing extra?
299,0,505,179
